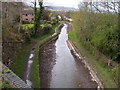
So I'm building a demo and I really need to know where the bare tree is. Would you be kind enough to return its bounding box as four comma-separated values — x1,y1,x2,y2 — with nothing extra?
78,2,119,14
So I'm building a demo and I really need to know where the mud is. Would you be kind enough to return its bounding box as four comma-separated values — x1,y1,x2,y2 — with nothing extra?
39,38,57,88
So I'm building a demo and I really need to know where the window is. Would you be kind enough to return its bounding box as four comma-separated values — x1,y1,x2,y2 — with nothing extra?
26,14,28,16
32,18,34,20
26,18,28,20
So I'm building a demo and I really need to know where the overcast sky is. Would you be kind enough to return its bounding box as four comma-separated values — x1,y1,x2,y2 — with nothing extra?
24,0,81,9
24,0,118,9
43,0,81,8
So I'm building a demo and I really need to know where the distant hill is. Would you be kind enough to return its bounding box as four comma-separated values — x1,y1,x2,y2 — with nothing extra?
44,6,78,11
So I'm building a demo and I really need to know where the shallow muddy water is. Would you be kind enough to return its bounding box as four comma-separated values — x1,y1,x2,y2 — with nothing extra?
40,23,98,88
51,24,80,88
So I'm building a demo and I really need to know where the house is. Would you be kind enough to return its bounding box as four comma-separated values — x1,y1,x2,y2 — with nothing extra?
22,7,34,23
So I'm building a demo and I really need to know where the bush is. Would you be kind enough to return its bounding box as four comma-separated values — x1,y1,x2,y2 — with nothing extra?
71,10,119,62
91,24,119,60
42,24,52,34
51,19,58,25
112,64,120,86
22,20,30,24
22,24,34,30
42,26,52,34
23,32,31,43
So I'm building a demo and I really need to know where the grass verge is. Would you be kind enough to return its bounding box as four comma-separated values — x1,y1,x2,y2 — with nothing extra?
13,22,60,81
68,30,117,88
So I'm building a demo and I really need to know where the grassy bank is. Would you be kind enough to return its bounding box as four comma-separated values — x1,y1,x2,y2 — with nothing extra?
13,33,52,79
68,30,118,88
13,22,60,79
32,34,51,88
70,11,119,62
12,43,32,78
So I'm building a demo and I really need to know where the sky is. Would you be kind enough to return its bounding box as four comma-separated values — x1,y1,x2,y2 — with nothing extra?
43,0,81,9
24,0,118,9
24,0,81,9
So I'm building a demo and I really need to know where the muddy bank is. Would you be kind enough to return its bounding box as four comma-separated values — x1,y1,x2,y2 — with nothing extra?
39,23,63,88
67,39,103,88
65,22,72,33
39,36,58,88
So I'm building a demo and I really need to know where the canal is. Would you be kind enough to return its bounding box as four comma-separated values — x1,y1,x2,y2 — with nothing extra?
40,23,98,88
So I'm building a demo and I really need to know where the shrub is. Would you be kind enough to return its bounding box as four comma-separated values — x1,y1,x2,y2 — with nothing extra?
23,32,31,43
42,24,52,35
22,20,30,24
112,64,120,86
22,24,34,30
71,10,119,62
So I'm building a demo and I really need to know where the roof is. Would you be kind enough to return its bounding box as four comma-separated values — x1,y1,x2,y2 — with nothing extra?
22,8,34,15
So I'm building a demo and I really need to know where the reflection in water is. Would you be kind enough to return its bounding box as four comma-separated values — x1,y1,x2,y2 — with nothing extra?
50,24,80,88
25,52,34,86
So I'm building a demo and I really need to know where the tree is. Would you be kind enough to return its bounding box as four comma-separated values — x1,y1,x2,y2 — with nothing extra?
33,0,44,37
33,0,37,36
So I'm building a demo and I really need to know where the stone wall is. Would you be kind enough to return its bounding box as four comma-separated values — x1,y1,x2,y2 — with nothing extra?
2,2,23,69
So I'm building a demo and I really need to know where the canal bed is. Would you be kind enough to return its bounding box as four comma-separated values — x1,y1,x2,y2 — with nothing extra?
39,23,98,88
